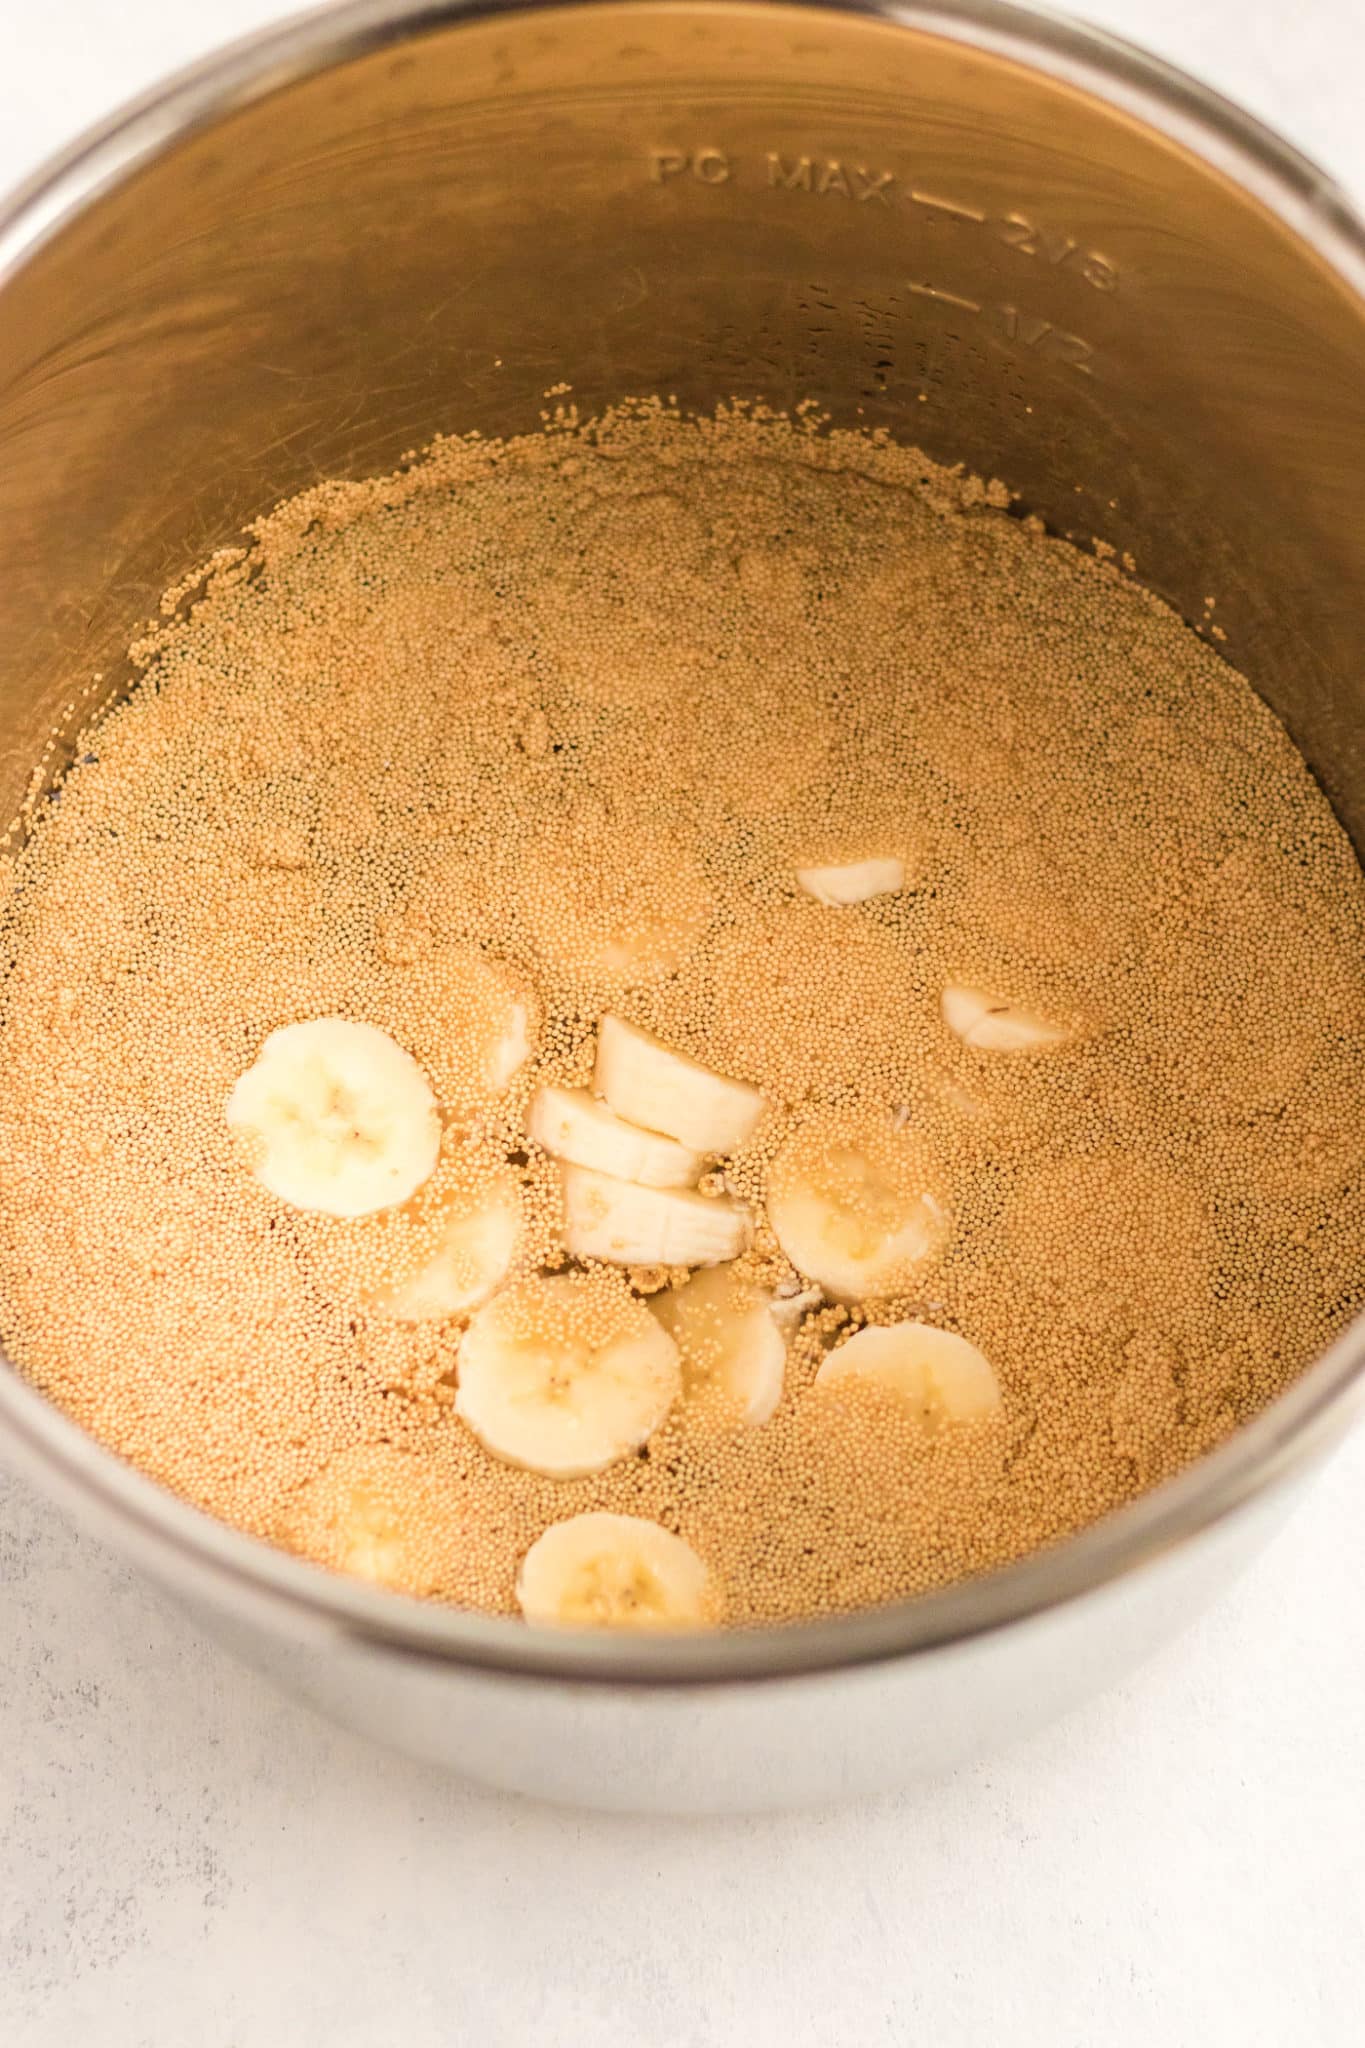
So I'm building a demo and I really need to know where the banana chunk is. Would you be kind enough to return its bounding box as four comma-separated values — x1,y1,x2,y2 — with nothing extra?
767,1113,949,1301
796,856,905,906
484,982,536,1091
941,984,1072,1052
816,1321,1001,1429
770,1282,824,1332
436,954,537,1096
226,1016,441,1217
276,1445,458,1596
517,1512,714,1629
595,1014,764,1154
523,823,711,991
375,1166,523,1322
651,1263,787,1425
527,1084,702,1189
456,1271,681,1476
561,1161,750,1268
395,945,538,1111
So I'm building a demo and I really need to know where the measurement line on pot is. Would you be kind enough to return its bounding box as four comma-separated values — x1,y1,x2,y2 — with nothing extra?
908,188,985,223
907,282,1097,375
647,146,1119,292
905,282,981,314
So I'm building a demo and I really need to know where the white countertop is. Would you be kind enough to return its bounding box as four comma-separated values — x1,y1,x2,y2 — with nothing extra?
2,4,1364,2042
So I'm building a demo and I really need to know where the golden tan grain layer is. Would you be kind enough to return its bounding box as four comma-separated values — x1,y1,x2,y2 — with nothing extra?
1,400,1362,1623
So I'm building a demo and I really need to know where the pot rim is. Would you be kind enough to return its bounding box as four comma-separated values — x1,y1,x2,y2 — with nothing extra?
2,0,1363,1688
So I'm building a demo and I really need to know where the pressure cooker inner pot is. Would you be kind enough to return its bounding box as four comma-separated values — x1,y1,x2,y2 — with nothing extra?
3,0,1365,1650
1,1,1363,852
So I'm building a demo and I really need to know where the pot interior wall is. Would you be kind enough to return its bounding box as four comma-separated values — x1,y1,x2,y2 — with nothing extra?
1,1,1364,842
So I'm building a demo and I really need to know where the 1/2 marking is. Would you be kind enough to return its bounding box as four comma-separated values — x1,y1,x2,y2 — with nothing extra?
993,302,1096,372
906,282,982,314
907,284,1096,374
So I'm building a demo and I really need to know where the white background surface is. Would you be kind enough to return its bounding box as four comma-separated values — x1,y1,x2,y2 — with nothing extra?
2,3,1364,2043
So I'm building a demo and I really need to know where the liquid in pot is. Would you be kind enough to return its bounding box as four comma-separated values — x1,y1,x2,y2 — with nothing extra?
1,402,1362,1627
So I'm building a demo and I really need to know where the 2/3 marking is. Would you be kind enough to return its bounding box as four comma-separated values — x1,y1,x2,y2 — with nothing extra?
648,145,1120,294
994,212,1117,293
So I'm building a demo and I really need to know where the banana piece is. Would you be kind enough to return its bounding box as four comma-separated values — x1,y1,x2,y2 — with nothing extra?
941,984,1072,1052
527,1084,702,1189
375,1166,523,1322
770,1282,824,1332
446,950,537,1095
651,1264,787,1424
397,945,537,1109
561,1162,750,1268
523,823,711,990
767,1114,949,1301
796,856,905,906
594,1014,764,1154
456,1271,681,1476
516,1512,714,1628
226,1016,441,1217
816,1321,1001,1429
595,910,706,986
485,980,536,1091
277,1445,454,1596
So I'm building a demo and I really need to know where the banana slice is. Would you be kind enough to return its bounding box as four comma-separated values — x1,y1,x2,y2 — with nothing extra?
276,1445,457,1596
767,1114,948,1301
770,1282,824,1332
651,1264,787,1424
375,1166,523,1322
442,950,537,1096
485,981,536,1091
941,984,1072,1052
595,1014,764,1155
391,945,537,1111
796,856,905,906
816,1321,1001,1429
561,1162,750,1268
456,1271,681,1476
226,1016,441,1217
527,1084,702,1189
523,822,712,990
516,1512,714,1629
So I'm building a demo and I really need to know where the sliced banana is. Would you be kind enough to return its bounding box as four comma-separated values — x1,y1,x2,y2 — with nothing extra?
226,1016,441,1217
444,951,537,1095
593,902,708,986
595,1014,764,1155
796,856,905,906
517,1512,714,1629
527,1084,702,1189
561,1162,750,1269
456,1271,681,1477
929,1071,991,1122
523,823,712,990
770,1282,824,1332
396,946,537,1110
375,1166,523,1322
941,984,1072,1052
485,981,536,1091
651,1264,787,1425
767,1113,948,1301
276,1445,455,1596
816,1321,1002,1430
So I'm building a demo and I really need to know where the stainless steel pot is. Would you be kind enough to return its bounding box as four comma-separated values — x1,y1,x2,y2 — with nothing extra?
2,0,1364,1812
